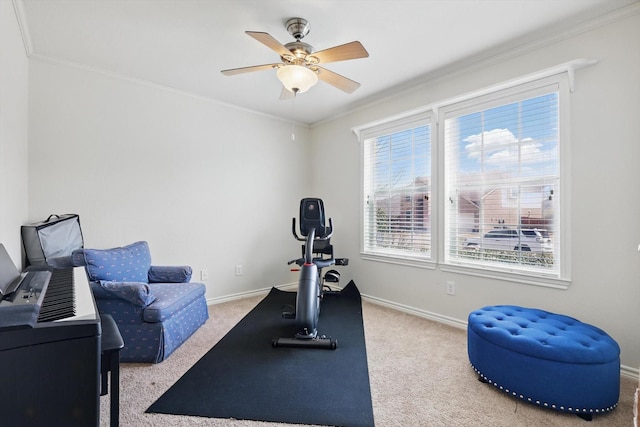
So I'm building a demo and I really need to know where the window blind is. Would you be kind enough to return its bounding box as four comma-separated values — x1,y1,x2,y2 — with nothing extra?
443,85,560,275
363,116,431,259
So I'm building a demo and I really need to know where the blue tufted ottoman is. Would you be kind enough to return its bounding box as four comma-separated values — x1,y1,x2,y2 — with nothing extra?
468,305,620,420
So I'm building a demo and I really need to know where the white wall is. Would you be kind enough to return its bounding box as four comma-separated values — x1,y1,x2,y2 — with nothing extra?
311,11,640,371
21,2,640,374
0,1,29,265
28,59,311,298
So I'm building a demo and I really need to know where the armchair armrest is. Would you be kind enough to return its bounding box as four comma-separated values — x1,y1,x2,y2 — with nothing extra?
148,265,192,283
90,281,156,307
89,281,116,299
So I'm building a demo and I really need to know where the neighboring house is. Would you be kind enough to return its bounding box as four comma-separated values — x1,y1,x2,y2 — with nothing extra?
374,172,554,244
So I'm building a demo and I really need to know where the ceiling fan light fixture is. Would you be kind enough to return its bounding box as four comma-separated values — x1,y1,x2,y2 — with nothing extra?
276,65,318,94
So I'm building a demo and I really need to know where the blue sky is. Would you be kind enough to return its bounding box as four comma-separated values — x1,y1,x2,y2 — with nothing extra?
370,91,559,192
451,92,559,177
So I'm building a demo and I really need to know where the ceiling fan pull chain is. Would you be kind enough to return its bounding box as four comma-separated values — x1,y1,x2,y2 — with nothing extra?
291,98,296,141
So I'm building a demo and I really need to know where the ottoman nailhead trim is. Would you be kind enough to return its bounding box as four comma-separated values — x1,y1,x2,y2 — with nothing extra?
471,364,618,414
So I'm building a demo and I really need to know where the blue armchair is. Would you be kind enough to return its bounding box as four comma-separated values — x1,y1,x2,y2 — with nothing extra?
72,241,208,363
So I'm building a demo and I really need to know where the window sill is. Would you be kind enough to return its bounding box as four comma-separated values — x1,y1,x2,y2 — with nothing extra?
439,262,570,289
360,252,570,289
361,252,436,270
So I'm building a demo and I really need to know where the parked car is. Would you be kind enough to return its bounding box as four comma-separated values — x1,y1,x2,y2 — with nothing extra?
463,228,552,253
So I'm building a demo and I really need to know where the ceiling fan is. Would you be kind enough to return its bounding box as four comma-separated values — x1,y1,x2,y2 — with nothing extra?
221,17,369,99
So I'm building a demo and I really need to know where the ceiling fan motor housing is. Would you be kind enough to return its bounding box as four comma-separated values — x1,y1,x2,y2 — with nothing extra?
283,41,315,64
286,17,310,40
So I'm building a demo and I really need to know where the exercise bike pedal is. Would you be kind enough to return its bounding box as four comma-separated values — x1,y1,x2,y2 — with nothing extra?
324,269,340,283
281,311,295,319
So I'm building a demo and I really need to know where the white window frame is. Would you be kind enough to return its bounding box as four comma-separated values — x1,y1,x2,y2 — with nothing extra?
354,60,592,287
357,110,436,269
439,75,571,288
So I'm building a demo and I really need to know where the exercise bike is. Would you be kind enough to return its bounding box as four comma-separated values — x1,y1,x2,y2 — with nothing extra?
272,198,348,350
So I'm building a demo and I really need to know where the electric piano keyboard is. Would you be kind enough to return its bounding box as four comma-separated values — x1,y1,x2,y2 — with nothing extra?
39,266,97,322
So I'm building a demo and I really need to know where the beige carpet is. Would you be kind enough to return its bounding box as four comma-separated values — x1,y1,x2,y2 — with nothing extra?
100,294,636,426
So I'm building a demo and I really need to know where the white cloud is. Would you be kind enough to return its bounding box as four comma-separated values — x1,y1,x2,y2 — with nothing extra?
464,128,547,166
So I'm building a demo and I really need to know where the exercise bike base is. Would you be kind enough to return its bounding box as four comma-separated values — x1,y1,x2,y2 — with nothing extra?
272,337,337,350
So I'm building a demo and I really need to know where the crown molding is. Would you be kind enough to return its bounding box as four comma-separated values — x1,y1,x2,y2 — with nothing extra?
12,0,33,57
386,2,640,99
312,1,640,128
29,52,310,128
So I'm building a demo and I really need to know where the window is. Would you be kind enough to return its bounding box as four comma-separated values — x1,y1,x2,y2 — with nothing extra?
356,65,575,284
443,79,564,279
361,113,432,262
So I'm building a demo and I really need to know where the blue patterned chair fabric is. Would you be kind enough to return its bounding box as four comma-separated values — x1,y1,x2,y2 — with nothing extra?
468,305,620,418
72,241,208,363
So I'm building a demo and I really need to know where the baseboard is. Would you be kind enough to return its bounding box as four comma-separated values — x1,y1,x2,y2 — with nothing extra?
205,282,299,305
207,286,638,381
361,293,468,330
622,365,640,381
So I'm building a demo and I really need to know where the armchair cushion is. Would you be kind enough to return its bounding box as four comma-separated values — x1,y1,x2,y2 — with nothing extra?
142,282,205,323
148,265,192,283
73,241,151,282
99,280,156,307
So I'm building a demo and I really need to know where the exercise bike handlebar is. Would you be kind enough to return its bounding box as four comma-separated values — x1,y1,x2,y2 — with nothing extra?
287,256,335,269
291,218,334,242
287,221,336,268
287,228,330,265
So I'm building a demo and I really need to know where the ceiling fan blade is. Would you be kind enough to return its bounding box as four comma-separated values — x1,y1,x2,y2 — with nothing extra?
246,31,292,58
317,67,361,93
279,87,295,100
311,41,369,64
221,63,279,76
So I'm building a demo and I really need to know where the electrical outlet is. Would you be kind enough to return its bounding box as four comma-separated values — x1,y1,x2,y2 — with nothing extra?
235,265,243,276
446,281,456,296
200,269,208,281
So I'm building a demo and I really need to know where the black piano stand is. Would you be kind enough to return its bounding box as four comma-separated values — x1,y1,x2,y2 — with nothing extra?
100,314,124,427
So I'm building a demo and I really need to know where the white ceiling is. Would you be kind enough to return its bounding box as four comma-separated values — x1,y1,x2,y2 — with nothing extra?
19,0,638,125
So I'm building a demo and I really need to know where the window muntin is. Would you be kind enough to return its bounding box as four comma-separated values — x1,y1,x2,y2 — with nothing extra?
444,84,561,277
362,115,432,260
